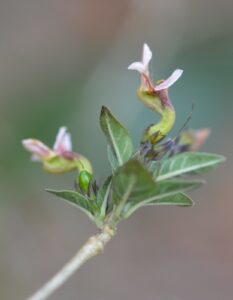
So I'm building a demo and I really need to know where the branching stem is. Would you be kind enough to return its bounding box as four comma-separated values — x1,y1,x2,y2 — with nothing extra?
26,225,115,300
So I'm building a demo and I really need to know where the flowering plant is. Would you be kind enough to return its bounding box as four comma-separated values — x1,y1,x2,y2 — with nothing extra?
22,44,224,300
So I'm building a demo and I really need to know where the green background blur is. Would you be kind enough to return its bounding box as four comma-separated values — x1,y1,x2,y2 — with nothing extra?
0,0,232,299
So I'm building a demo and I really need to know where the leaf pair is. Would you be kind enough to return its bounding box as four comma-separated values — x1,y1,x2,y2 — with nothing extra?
111,159,199,220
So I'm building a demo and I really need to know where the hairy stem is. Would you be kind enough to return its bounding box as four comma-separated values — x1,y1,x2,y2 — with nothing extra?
26,225,115,300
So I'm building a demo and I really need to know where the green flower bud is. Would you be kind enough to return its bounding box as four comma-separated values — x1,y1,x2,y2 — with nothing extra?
78,171,92,194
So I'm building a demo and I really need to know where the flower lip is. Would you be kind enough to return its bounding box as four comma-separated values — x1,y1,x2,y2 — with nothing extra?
155,69,183,91
128,43,152,75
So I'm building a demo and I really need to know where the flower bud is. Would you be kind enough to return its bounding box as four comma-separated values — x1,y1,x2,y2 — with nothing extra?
179,129,211,151
78,171,93,194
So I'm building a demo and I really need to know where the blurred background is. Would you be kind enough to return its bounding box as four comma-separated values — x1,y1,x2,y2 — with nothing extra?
0,0,232,299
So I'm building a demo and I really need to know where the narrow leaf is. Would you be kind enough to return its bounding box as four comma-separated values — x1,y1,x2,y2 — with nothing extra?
145,192,193,206
46,189,97,220
155,152,225,181
100,106,134,167
121,177,202,218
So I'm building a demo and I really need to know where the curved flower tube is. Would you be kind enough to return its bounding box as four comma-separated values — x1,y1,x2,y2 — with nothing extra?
128,43,183,144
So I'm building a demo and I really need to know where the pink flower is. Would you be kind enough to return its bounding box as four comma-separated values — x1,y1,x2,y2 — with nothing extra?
128,43,183,92
22,127,74,161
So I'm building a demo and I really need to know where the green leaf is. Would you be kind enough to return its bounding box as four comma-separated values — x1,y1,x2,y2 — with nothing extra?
122,178,202,218
46,189,97,221
155,152,225,181
96,176,112,218
107,146,119,171
111,159,199,219
100,106,134,167
145,192,193,206
112,159,156,206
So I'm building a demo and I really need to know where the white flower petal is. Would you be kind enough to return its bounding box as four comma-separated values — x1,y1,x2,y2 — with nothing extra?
54,127,66,148
128,62,145,73
53,127,72,153
63,132,72,151
155,69,183,91
128,43,152,76
142,43,152,69
22,139,52,160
